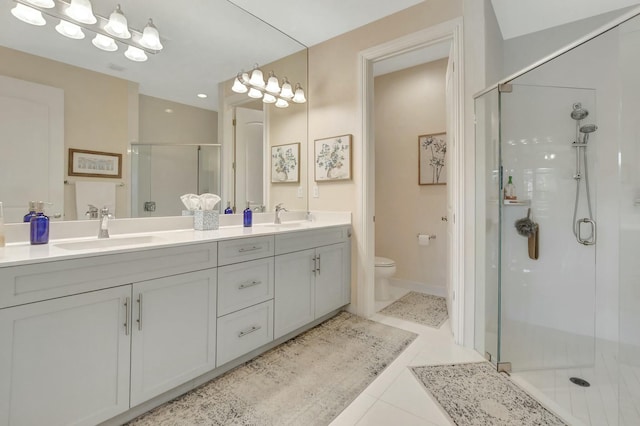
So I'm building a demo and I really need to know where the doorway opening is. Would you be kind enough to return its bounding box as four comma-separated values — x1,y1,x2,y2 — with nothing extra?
358,18,465,343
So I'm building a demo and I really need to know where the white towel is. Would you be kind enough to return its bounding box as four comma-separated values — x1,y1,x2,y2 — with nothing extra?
75,181,116,219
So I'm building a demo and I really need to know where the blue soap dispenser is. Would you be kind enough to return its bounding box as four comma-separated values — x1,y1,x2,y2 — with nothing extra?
243,201,252,227
24,201,37,223
224,201,233,214
30,201,49,245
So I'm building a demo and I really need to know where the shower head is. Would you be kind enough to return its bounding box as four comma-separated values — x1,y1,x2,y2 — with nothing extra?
571,103,589,120
580,124,598,143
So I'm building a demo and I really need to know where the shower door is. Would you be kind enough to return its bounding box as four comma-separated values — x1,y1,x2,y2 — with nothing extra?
499,83,597,371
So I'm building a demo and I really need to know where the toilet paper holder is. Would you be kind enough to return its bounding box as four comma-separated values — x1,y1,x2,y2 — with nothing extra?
417,233,436,240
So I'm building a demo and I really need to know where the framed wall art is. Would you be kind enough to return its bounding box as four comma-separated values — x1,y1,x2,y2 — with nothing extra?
271,142,300,183
68,148,122,178
418,132,447,185
314,134,352,181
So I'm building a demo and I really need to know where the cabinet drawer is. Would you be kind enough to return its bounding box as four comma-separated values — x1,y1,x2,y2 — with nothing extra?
275,226,349,255
218,257,274,316
0,242,217,309
218,236,274,266
216,300,273,366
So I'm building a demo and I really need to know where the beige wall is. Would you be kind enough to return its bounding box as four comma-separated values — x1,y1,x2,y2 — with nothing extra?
374,60,448,289
0,46,134,219
139,95,217,145
266,49,308,211
307,0,463,308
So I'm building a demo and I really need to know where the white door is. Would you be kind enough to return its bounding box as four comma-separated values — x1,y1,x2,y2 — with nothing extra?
315,243,350,317
235,107,264,210
445,48,457,335
0,286,131,426
0,75,64,222
130,269,217,406
274,249,315,339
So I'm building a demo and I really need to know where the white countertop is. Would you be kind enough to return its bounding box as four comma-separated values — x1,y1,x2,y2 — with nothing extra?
0,211,351,268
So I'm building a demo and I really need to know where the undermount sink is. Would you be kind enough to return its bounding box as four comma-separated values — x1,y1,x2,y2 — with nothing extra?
55,235,163,251
259,222,304,229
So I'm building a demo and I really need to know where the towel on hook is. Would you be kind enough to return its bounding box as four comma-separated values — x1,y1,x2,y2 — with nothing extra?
75,181,116,220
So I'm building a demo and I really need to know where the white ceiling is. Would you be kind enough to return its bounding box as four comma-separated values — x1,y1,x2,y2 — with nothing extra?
5,0,640,111
0,0,423,111
491,0,640,40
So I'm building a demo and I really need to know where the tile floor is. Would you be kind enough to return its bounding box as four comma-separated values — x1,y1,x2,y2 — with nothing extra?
330,312,486,426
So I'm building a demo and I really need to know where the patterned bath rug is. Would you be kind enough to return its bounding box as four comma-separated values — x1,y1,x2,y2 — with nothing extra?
410,362,568,426
379,291,448,328
128,311,417,426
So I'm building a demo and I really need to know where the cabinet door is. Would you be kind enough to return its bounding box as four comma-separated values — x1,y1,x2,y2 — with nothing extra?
130,269,217,406
0,286,131,426
315,242,351,318
274,249,315,339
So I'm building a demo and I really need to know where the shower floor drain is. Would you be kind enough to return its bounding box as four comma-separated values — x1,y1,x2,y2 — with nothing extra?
570,377,591,387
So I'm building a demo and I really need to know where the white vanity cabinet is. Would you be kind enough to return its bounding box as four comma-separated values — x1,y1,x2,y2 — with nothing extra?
0,286,132,426
274,227,351,339
130,269,217,406
216,236,275,367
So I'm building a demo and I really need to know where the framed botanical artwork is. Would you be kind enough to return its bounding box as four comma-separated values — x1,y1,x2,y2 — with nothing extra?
271,142,300,183
418,132,447,185
314,134,352,181
68,148,122,178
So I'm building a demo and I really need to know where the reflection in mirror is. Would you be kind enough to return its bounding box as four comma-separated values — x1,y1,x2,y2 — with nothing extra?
0,0,308,223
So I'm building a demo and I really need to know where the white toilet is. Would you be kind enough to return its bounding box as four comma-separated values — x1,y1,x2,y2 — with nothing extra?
374,256,396,301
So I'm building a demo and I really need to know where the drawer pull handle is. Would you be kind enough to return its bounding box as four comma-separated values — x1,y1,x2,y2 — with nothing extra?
136,293,143,331
239,280,262,290
124,297,130,336
238,325,261,338
238,246,261,253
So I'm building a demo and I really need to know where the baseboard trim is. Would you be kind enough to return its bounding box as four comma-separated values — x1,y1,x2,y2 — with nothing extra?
389,278,446,298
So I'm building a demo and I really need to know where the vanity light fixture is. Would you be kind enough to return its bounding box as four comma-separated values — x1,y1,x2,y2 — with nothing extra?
231,65,306,108
9,0,164,62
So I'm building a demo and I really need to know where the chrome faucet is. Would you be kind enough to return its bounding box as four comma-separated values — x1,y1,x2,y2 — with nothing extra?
274,203,288,224
85,204,99,219
98,207,113,239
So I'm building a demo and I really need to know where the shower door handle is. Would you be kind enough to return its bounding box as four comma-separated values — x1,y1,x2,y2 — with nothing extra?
577,218,596,245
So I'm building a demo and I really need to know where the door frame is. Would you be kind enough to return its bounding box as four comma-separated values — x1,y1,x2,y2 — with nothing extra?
357,17,465,343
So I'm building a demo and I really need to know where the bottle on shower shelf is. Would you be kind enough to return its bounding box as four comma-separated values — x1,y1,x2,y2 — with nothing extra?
504,175,517,200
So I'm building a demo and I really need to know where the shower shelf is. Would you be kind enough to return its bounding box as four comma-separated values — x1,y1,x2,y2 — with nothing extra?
503,199,531,206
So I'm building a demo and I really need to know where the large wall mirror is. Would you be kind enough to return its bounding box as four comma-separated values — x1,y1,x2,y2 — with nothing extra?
0,0,308,223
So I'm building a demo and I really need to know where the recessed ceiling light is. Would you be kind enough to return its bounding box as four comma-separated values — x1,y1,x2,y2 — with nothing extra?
164,108,173,113
197,93,207,98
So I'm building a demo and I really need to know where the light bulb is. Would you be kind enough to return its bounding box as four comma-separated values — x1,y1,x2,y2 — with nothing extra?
11,4,46,26
249,67,265,88
265,72,281,94
248,88,263,99
55,20,85,39
104,4,131,39
263,93,276,104
92,34,117,52
24,0,54,8
275,98,289,108
139,19,163,51
65,0,97,25
231,75,248,93
124,46,148,62
292,84,307,103
280,79,294,99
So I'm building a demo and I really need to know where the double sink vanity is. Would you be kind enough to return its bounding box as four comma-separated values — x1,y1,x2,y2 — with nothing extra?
0,212,351,426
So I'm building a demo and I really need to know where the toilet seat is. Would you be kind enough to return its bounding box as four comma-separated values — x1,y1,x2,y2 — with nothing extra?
375,256,395,267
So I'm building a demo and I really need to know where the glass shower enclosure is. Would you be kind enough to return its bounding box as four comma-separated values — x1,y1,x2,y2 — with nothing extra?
475,10,640,426
131,144,221,217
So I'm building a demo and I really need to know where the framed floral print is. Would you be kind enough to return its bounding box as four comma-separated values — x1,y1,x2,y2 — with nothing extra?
418,132,447,185
314,134,352,181
271,142,300,183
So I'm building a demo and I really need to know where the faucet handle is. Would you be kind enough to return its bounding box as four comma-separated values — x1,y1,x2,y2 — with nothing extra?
275,203,287,211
